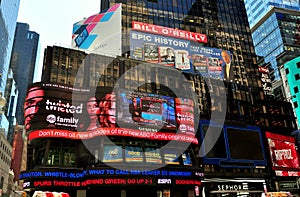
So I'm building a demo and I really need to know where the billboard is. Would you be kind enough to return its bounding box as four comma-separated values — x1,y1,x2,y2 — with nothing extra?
199,120,267,168
25,82,198,144
130,31,193,72
71,4,122,56
266,132,300,172
130,30,231,79
132,21,207,43
190,44,232,80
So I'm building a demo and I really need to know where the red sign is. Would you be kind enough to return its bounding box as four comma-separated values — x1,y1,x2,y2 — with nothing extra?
266,132,300,171
32,178,154,187
258,66,269,74
132,21,207,43
275,170,300,176
28,128,198,144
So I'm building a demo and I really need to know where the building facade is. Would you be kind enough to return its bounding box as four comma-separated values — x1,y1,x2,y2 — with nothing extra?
9,22,40,126
244,0,300,29
0,0,20,98
251,7,300,82
20,0,300,196
284,56,300,129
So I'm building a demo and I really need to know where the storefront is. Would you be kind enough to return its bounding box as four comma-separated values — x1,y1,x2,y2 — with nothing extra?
201,178,266,197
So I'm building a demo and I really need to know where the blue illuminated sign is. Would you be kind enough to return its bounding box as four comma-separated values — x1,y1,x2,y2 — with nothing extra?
20,168,203,180
199,120,267,168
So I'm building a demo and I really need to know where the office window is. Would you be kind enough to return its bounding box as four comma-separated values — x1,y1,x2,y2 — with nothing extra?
285,68,289,74
294,101,298,108
295,73,300,80
294,86,299,94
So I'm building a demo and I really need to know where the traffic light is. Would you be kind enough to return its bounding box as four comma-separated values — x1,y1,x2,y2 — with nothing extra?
22,192,26,197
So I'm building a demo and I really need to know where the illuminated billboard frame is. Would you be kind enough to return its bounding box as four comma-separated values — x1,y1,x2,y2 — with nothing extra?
265,132,300,176
25,82,198,144
199,120,267,168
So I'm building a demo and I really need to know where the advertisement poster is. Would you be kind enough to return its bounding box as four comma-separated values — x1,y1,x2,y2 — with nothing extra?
130,31,193,72
103,145,123,162
124,146,143,163
175,98,195,135
145,147,162,164
163,149,180,165
190,44,232,80
71,4,122,56
25,82,198,144
266,132,300,170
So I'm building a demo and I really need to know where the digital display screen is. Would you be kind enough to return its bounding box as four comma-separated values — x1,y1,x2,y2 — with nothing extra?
202,125,227,159
266,132,300,170
103,145,123,163
145,147,162,164
163,149,180,165
226,128,265,160
199,120,267,167
25,83,198,144
124,146,143,163
117,90,176,131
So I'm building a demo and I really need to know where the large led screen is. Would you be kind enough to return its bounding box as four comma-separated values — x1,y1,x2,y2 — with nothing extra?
266,132,300,170
226,127,265,161
199,120,267,167
117,90,177,131
25,83,198,144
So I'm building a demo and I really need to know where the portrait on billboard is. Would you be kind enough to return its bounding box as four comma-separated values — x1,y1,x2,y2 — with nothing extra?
159,47,175,66
143,43,159,63
24,86,46,131
99,93,116,128
190,44,232,80
221,50,234,81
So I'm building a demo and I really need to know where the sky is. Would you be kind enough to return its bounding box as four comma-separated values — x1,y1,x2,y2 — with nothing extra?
17,0,101,48
17,0,101,80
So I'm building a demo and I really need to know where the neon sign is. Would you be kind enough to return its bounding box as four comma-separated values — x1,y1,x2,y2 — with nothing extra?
20,169,203,179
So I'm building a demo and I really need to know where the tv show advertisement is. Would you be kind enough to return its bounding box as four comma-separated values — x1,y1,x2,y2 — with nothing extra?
71,4,122,56
266,132,300,172
130,31,193,72
190,44,232,80
25,83,198,144
117,90,177,132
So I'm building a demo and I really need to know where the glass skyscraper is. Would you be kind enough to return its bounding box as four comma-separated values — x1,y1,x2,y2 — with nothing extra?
244,0,300,29
251,8,300,81
9,22,40,125
0,0,20,96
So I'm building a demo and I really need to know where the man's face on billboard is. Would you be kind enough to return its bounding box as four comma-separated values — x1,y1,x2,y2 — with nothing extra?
221,51,231,64
24,87,44,130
